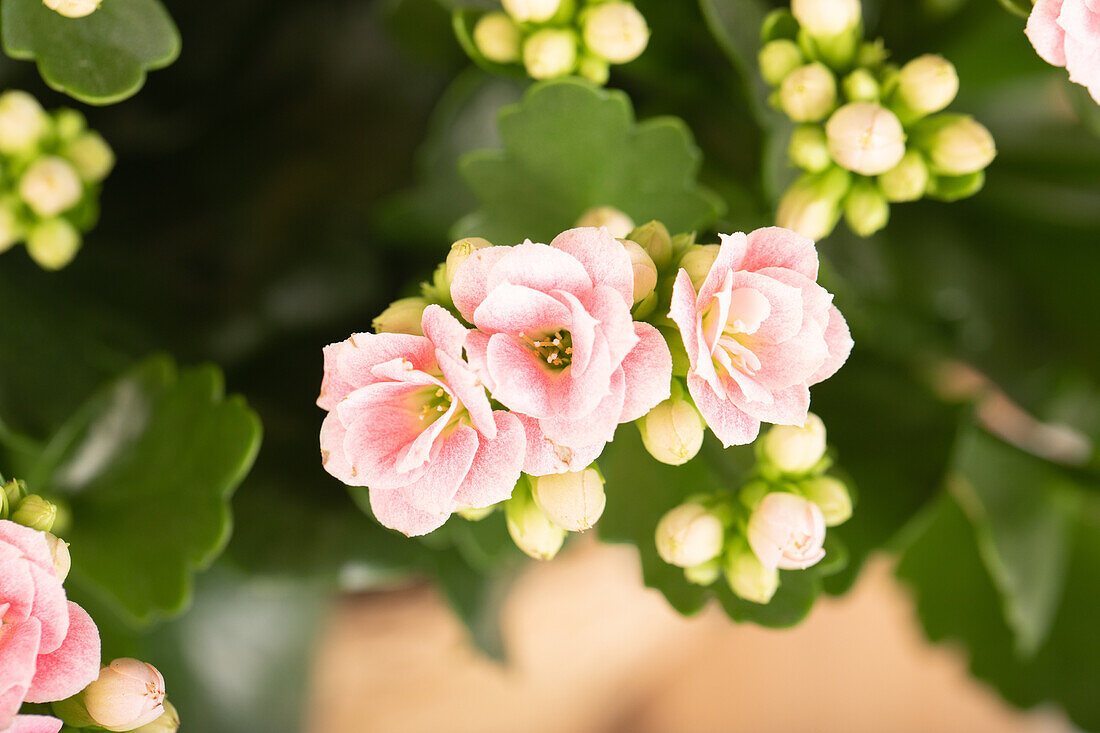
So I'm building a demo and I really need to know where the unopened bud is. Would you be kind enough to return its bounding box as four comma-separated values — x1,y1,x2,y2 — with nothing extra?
83,659,167,732
12,494,57,532
0,91,49,154
843,179,889,236
576,206,634,239
842,68,879,102
131,701,179,733
20,156,84,217
523,29,578,79
501,0,562,23
684,557,722,585
531,467,606,531
473,12,522,64
53,108,87,142
620,239,657,305
791,0,861,37
0,198,23,254
747,491,827,571
505,480,566,560
775,167,851,241
626,220,672,269
26,219,81,271
677,244,720,290
788,124,831,173
857,39,888,68
926,170,985,202
43,532,72,581
372,297,428,336
655,502,724,568
638,390,705,466
825,102,906,175
725,542,780,603
66,131,115,183
779,63,837,123
759,39,803,86
762,413,827,474
578,55,610,85
877,150,930,202
893,54,958,118
583,2,649,65
801,475,852,526
446,236,492,284
915,115,996,176
43,0,101,17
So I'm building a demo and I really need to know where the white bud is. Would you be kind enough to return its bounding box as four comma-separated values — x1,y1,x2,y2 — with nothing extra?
372,297,428,336
825,102,906,175
638,395,705,466
801,475,852,526
894,54,958,117
501,0,562,23
506,482,566,560
66,131,116,182
473,12,522,64
523,29,578,79
747,492,827,571
531,468,606,531
20,156,84,217
43,532,72,582
655,503,724,568
677,244,720,290
842,68,879,102
779,63,837,123
0,91,49,155
788,124,831,173
877,150,930,202
26,219,81,271
759,39,803,86
583,2,650,65
791,0,861,37
43,0,101,17
576,205,634,239
762,413,827,474
919,115,996,176
83,659,167,732
724,544,779,603
775,168,851,241
619,239,658,305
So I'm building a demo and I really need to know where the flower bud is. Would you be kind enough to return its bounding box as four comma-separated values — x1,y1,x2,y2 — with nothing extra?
775,167,851,241
877,149,930,202
131,701,179,733
523,29,578,79
19,156,84,217
53,108,86,142
825,102,906,175
893,54,958,118
724,543,780,603
575,205,634,239
842,68,879,102
0,91,49,155
915,115,996,176
762,413,827,474
677,244,720,290
626,220,672,269
372,297,428,336
759,39,804,86
787,124,831,173
473,12,522,64
857,39,888,68
12,494,57,532
925,169,985,202
43,0,101,17
655,502,725,568
638,391,705,466
779,63,837,123
26,219,81,271
582,2,649,65
801,475,852,526
791,0,861,37
531,468,606,531
445,236,492,285
0,198,23,254
843,179,889,236
505,481,566,560
501,0,562,23
684,557,722,586
578,55,610,85
43,532,72,581
63,130,116,183
83,659,167,732
747,492,827,571
620,239,658,305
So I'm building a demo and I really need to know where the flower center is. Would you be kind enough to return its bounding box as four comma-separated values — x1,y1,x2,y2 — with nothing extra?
704,287,769,379
414,386,454,424
519,329,574,369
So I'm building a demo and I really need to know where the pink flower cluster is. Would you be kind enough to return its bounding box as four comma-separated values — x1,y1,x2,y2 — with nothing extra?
1027,0,1100,103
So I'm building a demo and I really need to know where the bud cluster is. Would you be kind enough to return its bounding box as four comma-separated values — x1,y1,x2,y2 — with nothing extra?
502,470,606,560
0,90,115,270
759,4,996,240
653,413,853,604
463,0,650,83
2,477,60,533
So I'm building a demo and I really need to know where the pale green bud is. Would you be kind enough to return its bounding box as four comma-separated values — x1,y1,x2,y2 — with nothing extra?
12,494,58,532
684,557,722,586
915,115,996,176
582,2,649,65
473,12,522,64
43,0,101,17
775,167,851,241
801,475,852,526
0,198,23,254
877,150,930,202
456,503,497,521
43,532,72,581
792,0,861,37
531,467,606,532
724,543,779,604
19,156,84,217
53,108,87,142
762,413,827,474
655,502,724,568
857,39,888,68
638,391,705,466
372,296,428,336
677,244,720,290
26,219,81,271
523,29,578,80
66,131,115,183
0,91,49,155
131,701,179,733
842,68,879,102
843,179,889,236
893,54,958,118
926,170,985,202
620,239,658,305
779,63,837,123
578,55,610,85
626,220,672,269
788,124,831,173
825,102,906,175
575,205,634,239
445,236,492,285
759,39,804,86
502,0,562,23
506,481,566,560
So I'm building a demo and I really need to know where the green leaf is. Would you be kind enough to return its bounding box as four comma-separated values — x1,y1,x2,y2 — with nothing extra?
35,355,261,624
1,0,180,105
994,0,1032,18
455,78,724,244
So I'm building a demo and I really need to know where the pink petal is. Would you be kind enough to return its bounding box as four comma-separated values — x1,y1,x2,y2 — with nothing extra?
342,406,431,490
550,289,599,374
435,349,496,438
742,227,820,280
1027,0,1068,67
668,270,701,368
420,305,468,360
464,330,494,392
472,283,572,335
368,488,450,538
0,543,37,627
449,245,514,322
7,715,63,733
334,381,419,427
549,227,634,307
1064,33,1100,94
560,338,615,420
485,242,592,303
687,373,761,447
485,333,566,417
515,413,607,476
618,323,673,423
1058,0,1100,45
320,412,357,485
730,382,811,426
583,285,639,367
0,618,40,729
453,411,526,509
334,332,435,392
25,603,100,704
0,523,55,574
808,305,854,385
727,270,805,345
318,341,355,411
398,425,479,516
21,566,68,656
697,232,748,306
540,368,625,447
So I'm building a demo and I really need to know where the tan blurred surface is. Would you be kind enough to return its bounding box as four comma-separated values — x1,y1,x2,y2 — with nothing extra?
308,540,1071,733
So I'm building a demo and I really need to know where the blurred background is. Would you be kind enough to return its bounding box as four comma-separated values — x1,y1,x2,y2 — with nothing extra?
0,0,1097,730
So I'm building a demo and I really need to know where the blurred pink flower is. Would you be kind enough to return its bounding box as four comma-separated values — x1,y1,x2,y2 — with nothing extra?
450,227,672,475
1026,0,1100,103
1,521,101,733
747,492,827,571
319,305,525,536
668,227,852,447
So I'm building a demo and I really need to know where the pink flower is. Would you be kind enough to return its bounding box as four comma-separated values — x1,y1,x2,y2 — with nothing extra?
1,520,101,733
319,305,525,536
449,227,672,475
668,227,852,447
747,492,827,571
1026,0,1100,104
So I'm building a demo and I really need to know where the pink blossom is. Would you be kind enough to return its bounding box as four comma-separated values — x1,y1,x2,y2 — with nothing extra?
449,227,672,475
1026,0,1100,104
747,492,827,571
668,227,852,447
319,305,525,536
1,520,101,733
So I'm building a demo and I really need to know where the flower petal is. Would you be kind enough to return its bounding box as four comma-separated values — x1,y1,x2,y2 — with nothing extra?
7,715,64,733
515,413,607,476
420,304,468,360
449,245,514,321
687,373,761,447
1027,0,1068,66
549,227,634,307
453,411,526,509
398,425,479,516
808,305,854,385
472,282,572,335
485,241,593,302
540,367,625,447
435,349,496,438
618,323,673,423
24,603,100,704
742,226,820,280
368,488,450,538
697,232,748,306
